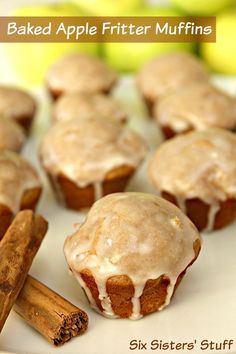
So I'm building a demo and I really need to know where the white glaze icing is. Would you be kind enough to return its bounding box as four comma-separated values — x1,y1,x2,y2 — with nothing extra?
137,52,209,101
96,278,117,318
93,182,103,201
47,53,117,94
0,150,41,213
155,82,236,132
74,272,97,310
176,197,186,214
159,279,175,311
164,196,219,233
130,283,145,320
53,92,127,124
0,118,25,152
40,117,147,188
204,203,220,233
0,85,35,121
51,174,66,205
149,129,236,231
64,192,200,319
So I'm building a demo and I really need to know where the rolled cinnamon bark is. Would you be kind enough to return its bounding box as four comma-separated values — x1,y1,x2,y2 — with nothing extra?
14,275,89,346
0,210,48,332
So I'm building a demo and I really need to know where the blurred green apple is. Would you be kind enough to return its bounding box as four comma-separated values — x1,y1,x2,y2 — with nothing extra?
5,3,98,86
200,10,236,75
169,0,234,15
70,0,143,15
103,6,194,72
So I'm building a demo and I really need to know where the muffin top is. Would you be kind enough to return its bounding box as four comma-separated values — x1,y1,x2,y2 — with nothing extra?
149,129,236,203
40,117,147,187
154,82,236,132
64,192,200,286
0,118,25,152
52,92,127,124
0,85,36,122
137,52,209,101
0,150,41,213
47,53,117,95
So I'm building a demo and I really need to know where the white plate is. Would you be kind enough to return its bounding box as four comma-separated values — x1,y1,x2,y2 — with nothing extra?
0,77,236,354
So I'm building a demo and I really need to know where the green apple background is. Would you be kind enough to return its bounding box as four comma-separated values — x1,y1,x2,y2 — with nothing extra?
70,0,143,16
5,3,98,86
200,9,236,75
4,0,236,83
169,0,234,15
103,6,194,72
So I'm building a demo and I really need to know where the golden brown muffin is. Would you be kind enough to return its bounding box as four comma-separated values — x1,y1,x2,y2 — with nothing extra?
46,53,117,99
0,150,42,240
154,82,236,139
0,117,25,152
148,129,236,232
52,92,127,124
0,85,36,132
137,52,209,116
64,192,201,319
40,117,147,210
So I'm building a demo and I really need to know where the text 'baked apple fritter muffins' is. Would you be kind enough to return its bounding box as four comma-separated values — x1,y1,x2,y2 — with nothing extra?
154,82,236,139
137,52,210,116
64,192,201,320
46,53,117,99
148,129,236,232
40,117,147,210
0,150,42,239
0,85,36,132
0,117,25,152
52,92,127,124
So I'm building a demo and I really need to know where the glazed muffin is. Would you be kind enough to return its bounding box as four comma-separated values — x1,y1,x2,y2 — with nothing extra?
148,129,236,232
0,117,25,152
154,82,236,139
52,92,127,124
40,117,147,210
47,53,117,99
0,85,36,132
137,52,209,116
0,150,42,240
64,192,201,319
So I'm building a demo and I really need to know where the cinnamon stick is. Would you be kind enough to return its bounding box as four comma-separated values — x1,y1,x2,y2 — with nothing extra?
0,210,48,332
14,275,89,346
